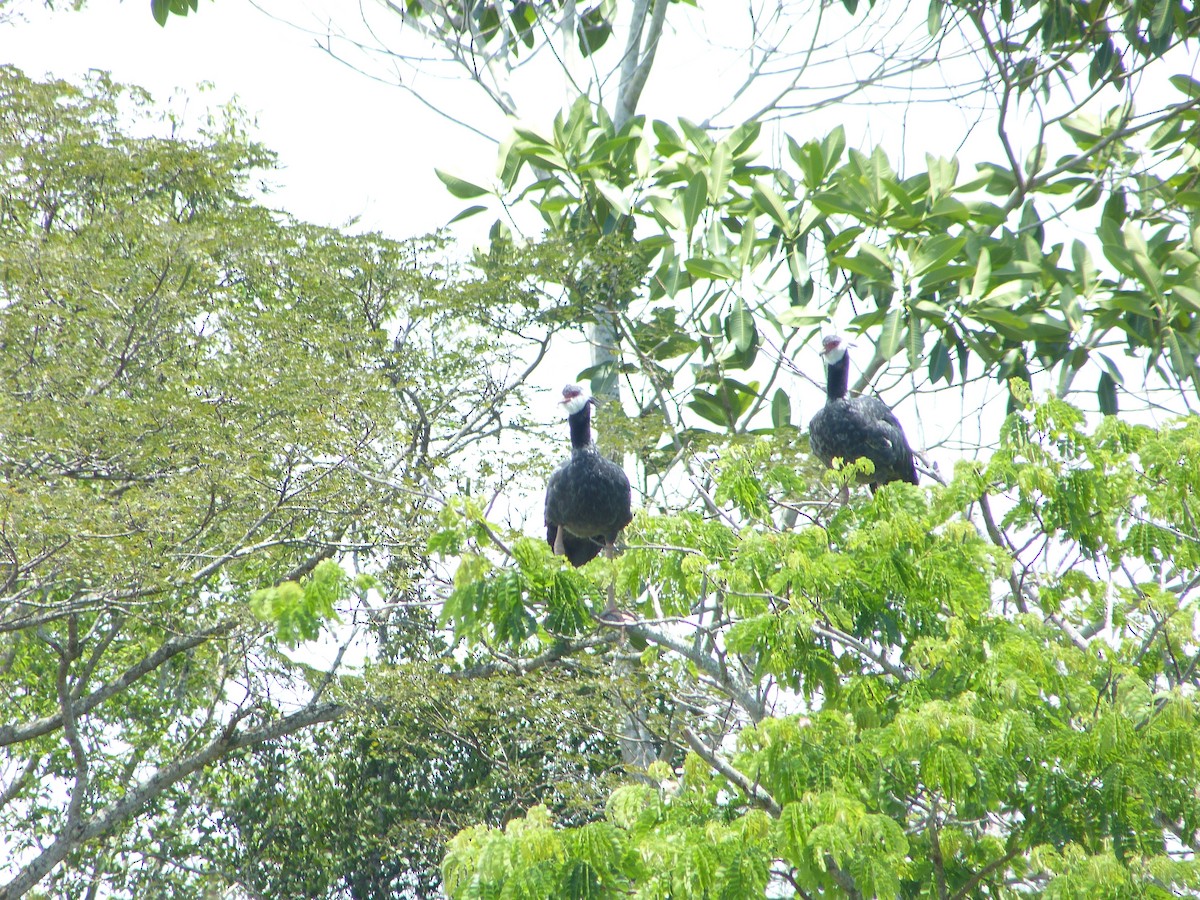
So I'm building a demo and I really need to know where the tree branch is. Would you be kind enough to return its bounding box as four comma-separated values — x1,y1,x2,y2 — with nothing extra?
0,622,237,748
681,724,780,816
0,701,345,900
614,0,668,128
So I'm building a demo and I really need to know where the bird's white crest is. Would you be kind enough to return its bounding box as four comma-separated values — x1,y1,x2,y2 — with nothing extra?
819,333,851,365
560,383,592,416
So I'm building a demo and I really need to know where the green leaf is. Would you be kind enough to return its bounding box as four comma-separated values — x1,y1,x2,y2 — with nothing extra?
593,179,630,216
447,204,488,224
812,190,871,219
972,246,992,296
912,234,967,277
1172,283,1200,314
726,298,757,352
682,171,708,237
648,195,683,230
771,388,792,429
929,338,952,384
1097,371,1118,415
906,318,923,370
752,180,795,237
1169,73,1200,98
1164,327,1195,381
436,169,490,199
685,256,737,280
709,140,733,203
776,307,828,328
1150,0,1173,39
879,306,904,358
678,118,716,157
1122,224,1164,297
687,392,732,428
652,119,685,154
577,5,613,55
927,0,942,34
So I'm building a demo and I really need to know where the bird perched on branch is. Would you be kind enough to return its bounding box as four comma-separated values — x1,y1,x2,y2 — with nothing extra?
545,384,633,566
808,334,919,493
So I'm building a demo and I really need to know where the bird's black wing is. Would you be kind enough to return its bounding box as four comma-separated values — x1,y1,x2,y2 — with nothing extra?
850,397,918,485
545,452,630,565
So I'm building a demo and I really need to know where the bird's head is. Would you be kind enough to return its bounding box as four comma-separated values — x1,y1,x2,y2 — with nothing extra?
819,333,852,366
560,383,595,416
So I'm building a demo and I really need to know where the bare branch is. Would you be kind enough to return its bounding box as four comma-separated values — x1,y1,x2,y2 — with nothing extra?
681,725,780,816
0,702,345,900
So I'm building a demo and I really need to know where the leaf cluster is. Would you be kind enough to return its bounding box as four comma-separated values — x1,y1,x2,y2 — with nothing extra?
440,393,1200,898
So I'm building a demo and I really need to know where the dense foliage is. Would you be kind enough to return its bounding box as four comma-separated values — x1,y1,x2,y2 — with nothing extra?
440,390,1200,896
0,64,604,898
8,0,1200,894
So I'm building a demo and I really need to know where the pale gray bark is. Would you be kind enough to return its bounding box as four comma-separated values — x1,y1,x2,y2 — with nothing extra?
0,702,344,900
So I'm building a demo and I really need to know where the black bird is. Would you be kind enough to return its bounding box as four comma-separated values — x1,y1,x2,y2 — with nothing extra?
545,384,633,566
808,334,919,492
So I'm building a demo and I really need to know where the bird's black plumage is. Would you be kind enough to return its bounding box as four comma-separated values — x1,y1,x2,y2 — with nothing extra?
545,385,633,566
808,334,918,492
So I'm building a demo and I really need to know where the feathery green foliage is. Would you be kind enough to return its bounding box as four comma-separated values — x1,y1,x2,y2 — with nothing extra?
441,395,1200,897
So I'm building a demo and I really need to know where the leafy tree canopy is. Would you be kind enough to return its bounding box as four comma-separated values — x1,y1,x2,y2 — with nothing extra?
9,0,1200,894
439,390,1200,897
0,63,603,898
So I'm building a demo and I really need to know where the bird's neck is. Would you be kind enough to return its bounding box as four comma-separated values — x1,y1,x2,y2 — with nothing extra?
825,355,850,402
568,406,594,450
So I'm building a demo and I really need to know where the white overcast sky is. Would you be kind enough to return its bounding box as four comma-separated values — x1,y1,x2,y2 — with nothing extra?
4,0,961,240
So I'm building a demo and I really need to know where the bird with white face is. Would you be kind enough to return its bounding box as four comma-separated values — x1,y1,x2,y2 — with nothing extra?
807,334,919,493
544,384,633,566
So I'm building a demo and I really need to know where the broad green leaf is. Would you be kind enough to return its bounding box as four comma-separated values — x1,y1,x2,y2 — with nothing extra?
709,140,733,202
726,298,757,352
1097,371,1119,415
906,318,923,370
447,204,488,224
685,256,737,280
652,119,685,153
928,338,952,384
912,234,967,277
1096,352,1125,385
682,171,708,238
771,388,792,429
435,169,491,199
1172,283,1200,314
1169,73,1200,98
648,194,683,229
687,392,732,428
786,243,809,285
1122,224,1164,296
925,153,959,198
879,306,904,358
593,178,630,216
678,118,716,157
752,180,795,237
1150,0,1173,39
1164,327,1195,381
738,211,758,271
725,120,762,158
972,247,992,296
927,0,942,34
776,307,828,328
812,190,872,219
